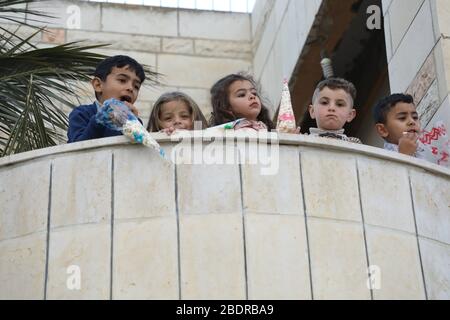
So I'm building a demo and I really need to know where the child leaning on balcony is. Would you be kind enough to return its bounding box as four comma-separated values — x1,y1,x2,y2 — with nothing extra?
308,77,362,144
208,73,276,131
373,93,424,158
67,55,145,143
146,91,208,135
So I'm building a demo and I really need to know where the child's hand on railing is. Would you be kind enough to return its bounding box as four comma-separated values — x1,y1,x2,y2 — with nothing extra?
160,127,177,136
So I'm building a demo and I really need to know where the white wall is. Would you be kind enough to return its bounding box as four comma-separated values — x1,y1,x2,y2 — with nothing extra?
383,0,450,132
251,0,322,112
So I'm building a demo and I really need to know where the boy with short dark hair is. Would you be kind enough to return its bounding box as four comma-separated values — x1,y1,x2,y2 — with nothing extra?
308,77,361,143
373,93,423,157
67,55,145,143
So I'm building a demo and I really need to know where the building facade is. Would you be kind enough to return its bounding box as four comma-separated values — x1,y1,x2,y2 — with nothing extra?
0,0,449,300
3,0,449,146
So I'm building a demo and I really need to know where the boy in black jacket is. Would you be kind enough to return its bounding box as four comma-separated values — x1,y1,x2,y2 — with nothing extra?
68,55,144,143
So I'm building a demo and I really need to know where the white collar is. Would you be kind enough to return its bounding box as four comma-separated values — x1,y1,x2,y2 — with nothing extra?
309,128,346,135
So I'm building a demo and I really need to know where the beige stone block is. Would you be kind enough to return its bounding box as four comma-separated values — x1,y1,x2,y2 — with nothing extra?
101,5,177,37
27,0,101,30
406,53,436,105
301,151,361,222
92,48,157,70
251,0,273,39
434,39,449,104
69,80,91,99
113,218,178,299
242,146,303,215
308,218,371,300
34,43,57,50
258,49,279,110
1,2,26,24
410,170,450,244
159,142,186,165
382,0,392,15
366,226,425,299
46,224,110,299
0,161,50,241
179,10,251,41
416,80,440,128
388,0,425,52
157,54,251,89
66,30,161,53
162,38,194,55
436,0,450,37
272,43,287,100
357,158,415,233
41,28,65,44
297,0,320,47
0,23,40,42
51,151,112,228
442,38,450,95
272,0,289,29
177,148,241,214
430,1,441,51
138,84,179,103
253,10,277,81
384,12,393,62
179,214,246,299
419,238,450,299
245,214,311,299
133,100,153,119
114,146,175,220
0,232,46,299
178,88,212,119
388,1,435,93
195,39,252,60
273,0,302,79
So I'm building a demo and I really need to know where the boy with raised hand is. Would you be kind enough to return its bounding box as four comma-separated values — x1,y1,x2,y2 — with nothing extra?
68,55,144,143
373,93,423,157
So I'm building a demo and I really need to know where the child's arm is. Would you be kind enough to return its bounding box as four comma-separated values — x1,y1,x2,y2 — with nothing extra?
398,132,419,156
67,108,107,143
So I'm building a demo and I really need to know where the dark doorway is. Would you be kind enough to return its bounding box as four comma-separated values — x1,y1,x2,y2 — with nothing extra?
289,0,390,145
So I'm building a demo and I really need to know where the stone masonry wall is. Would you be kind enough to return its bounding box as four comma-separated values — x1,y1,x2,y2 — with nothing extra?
383,0,450,132
2,0,253,126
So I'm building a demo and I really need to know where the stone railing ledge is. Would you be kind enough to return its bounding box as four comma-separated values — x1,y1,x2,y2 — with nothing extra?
0,132,449,179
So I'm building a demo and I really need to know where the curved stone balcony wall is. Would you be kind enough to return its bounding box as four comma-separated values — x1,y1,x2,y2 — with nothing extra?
0,133,449,300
